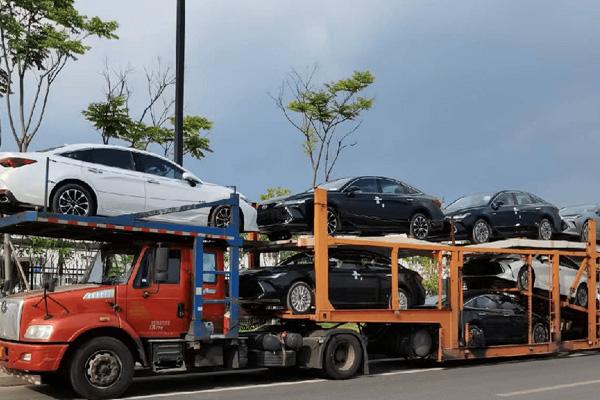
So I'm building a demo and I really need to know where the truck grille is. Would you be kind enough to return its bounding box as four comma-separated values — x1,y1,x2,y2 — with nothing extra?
0,298,23,341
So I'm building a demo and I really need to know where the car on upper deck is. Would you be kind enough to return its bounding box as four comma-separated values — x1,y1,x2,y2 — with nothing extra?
559,204,600,242
257,176,444,241
443,190,564,243
0,144,258,231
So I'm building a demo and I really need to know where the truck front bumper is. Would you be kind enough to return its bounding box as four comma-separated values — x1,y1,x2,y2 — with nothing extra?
0,339,67,372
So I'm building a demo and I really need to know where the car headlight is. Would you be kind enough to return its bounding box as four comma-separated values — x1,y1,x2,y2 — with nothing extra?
450,213,470,221
24,324,54,340
278,199,306,206
562,214,580,220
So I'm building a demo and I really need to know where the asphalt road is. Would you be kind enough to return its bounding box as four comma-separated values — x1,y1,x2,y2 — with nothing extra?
2,352,600,400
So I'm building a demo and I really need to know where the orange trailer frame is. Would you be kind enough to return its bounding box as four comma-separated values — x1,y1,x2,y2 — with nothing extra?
277,187,600,361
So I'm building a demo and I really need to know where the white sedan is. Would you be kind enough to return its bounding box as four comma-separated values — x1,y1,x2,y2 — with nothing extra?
0,144,258,231
463,254,594,307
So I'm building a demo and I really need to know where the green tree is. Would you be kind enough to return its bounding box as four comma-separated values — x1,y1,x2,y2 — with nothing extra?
260,187,292,201
274,67,375,186
83,60,213,161
0,0,118,151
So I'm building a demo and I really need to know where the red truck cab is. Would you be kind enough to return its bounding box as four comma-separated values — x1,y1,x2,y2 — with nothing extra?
0,242,227,397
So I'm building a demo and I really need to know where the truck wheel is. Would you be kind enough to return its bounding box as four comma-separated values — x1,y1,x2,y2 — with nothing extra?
69,336,134,400
323,334,363,379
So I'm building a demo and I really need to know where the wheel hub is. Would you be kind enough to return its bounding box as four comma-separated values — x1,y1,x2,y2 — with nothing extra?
214,207,231,227
58,189,89,216
412,216,429,239
85,351,122,388
290,285,311,312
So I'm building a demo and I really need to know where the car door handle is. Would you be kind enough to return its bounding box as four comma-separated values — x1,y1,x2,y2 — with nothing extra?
88,168,103,174
406,198,414,201
503,312,511,317
478,312,487,316
147,179,160,184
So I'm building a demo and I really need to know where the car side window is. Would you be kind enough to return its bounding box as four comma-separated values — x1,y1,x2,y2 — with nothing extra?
379,178,405,194
494,193,516,206
472,295,497,309
351,178,378,193
330,252,361,269
92,149,134,170
515,192,533,205
133,152,184,180
60,149,94,163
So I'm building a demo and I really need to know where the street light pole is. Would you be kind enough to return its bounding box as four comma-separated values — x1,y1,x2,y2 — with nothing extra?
174,0,185,166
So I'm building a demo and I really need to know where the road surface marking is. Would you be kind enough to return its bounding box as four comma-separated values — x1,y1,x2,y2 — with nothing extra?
378,367,445,376
123,379,327,399
497,379,600,397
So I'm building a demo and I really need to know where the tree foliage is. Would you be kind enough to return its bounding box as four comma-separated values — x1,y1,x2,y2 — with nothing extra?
260,187,292,201
274,66,374,186
83,60,213,161
0,0,118,151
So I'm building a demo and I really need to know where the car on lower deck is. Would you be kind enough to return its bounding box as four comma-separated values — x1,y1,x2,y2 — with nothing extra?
257,176,444,241
443,190,564,243
463,291,549,347
0,144,257,231
462,254,592,307
239,248,426,314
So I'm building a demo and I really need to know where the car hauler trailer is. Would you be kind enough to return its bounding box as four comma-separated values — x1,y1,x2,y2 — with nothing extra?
0,188,599,399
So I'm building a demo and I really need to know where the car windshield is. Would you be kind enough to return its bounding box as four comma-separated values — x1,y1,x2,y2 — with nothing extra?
80,245,140,285
308,177,354,192
445,193,493,212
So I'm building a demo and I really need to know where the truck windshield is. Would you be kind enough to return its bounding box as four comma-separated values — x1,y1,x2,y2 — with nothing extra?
81,246,140,285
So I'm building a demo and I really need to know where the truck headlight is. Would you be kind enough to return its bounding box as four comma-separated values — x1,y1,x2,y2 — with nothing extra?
24,324,54,340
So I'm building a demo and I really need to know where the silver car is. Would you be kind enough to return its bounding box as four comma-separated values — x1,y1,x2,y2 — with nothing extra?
560,204,600,242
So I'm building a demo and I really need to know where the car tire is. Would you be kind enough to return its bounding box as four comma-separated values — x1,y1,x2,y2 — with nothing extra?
210,205,231,228
69,336,134,400
286,281,314,314
517,266,535,291
409,213,431,240
538,218,553,241
327,208,341,235
532,321,549,343
575,283,588,307
322,334,363,380
51,183,96,217
390,288,412,310
467,324,485,348
471,219,491,244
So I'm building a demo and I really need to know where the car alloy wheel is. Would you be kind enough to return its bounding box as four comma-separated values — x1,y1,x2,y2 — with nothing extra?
212,206,231,228
287,282,313,314
576,284,588,307
517,266,534,291
532,322,549,343
410,213,430,240
390,289,411,310
472,219,491,243
58,188,90,216
538,218,553,240
84,350,122,388
467,325,485,348
327,208,339,235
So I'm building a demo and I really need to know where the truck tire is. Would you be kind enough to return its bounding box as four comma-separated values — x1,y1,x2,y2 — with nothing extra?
69,336,134,400
322,334,363,380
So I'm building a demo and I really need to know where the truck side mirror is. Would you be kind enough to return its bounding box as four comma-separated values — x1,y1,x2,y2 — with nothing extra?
154,247,170,283
42,273,56,292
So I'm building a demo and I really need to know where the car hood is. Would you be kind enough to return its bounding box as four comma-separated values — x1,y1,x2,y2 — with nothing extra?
241,264,312,277
259,191,316,206
443,206,485,217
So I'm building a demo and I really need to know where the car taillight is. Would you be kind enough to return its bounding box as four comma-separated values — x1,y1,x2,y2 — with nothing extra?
0,157,37,168
433,198,442,208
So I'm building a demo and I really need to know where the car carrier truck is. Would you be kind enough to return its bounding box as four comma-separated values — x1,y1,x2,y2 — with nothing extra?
1,188,600,399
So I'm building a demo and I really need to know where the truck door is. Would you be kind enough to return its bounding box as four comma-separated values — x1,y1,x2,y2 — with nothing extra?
200,248,227,334
125,247,191,338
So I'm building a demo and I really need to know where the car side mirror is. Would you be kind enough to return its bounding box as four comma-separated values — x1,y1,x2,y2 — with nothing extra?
154,247,170,283
345,186,361,196
491,201,503,210
182,172,201,187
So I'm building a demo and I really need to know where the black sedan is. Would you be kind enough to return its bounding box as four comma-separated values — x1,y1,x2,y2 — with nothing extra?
443,190,564,243
239,248,426,314
463,291,549,347
257,176,445,241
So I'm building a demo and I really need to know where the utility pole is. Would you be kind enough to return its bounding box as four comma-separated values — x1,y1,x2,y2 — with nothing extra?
174,0,185,166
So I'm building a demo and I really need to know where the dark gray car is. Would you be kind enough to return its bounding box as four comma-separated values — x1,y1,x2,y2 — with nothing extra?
560,204,600,242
